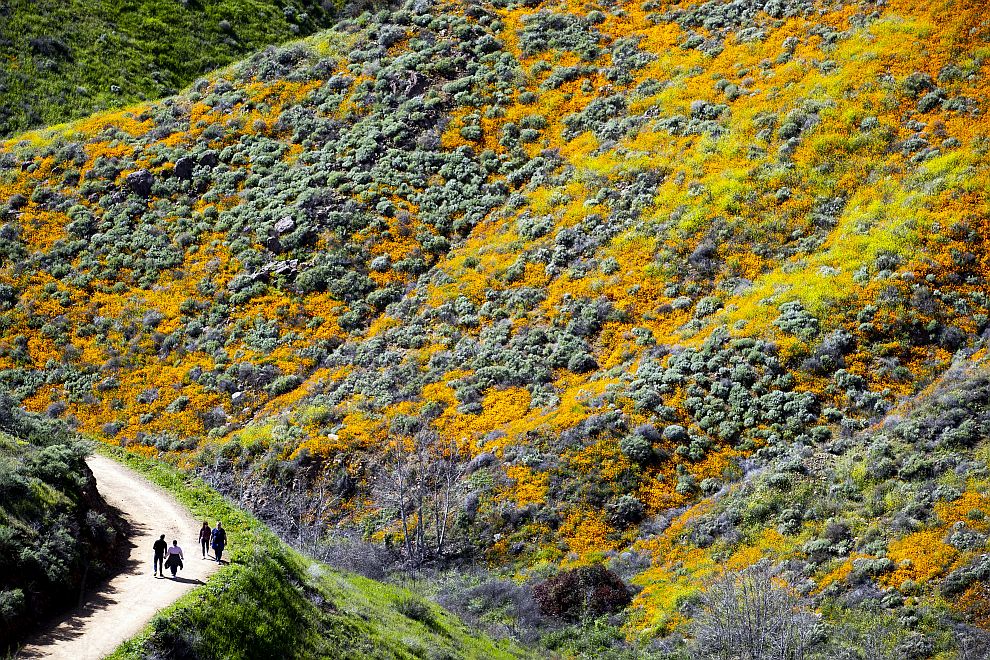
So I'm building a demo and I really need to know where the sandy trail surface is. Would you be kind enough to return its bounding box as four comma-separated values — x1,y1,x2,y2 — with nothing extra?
16,454,221,660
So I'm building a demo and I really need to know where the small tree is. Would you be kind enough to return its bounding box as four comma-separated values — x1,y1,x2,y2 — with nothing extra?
377,430,468,566
282,474,339,560
690,562,818,660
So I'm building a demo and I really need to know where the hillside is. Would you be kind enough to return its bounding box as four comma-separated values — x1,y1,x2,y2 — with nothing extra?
100,446,523,660
0,389,125,651
0,0,346,136
1,0,990,655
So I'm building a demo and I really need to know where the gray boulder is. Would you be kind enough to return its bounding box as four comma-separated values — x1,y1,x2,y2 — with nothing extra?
173,156,194,179
125,169,154,197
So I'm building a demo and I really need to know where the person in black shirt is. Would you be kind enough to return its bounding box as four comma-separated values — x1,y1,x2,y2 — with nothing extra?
210,522,227,564
153,534,167,577
198,521,211,559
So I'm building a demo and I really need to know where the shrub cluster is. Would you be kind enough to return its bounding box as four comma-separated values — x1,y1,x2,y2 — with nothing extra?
0,389,123,650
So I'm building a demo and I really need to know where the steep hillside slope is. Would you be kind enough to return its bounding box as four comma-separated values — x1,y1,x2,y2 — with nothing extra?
0,0,345,136
0,390,125,651
1,0,990,655
100,446,524,660
637,346,990,658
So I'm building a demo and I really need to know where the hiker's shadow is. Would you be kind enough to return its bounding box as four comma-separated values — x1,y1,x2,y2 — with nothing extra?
168,576,205,585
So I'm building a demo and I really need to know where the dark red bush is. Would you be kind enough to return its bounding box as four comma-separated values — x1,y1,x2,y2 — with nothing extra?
532,564,631,621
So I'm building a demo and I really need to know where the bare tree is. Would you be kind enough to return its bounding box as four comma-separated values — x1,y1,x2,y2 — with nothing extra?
690,561,818,660
284,475,339,559
377,430,468,567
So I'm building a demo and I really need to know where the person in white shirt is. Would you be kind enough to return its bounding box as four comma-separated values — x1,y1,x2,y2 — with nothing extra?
164,539,184,578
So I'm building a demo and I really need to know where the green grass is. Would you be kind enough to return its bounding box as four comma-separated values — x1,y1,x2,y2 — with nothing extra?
98,445,527,660
0,0,346,136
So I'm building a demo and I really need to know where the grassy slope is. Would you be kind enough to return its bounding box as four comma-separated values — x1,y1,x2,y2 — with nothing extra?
1,0,990,655
99,444,524,660
0,0,343,136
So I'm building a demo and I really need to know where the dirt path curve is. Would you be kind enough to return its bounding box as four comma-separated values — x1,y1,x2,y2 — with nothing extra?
16,454,221,660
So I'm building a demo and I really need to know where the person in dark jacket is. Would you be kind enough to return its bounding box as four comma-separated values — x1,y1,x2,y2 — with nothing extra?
210,522,227,563
164,539,184,578
198,521,211,559
153,534,167,577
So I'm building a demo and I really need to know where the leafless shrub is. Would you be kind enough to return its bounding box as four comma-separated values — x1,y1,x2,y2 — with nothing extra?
690,561,818,660
532,565,631,621
320,532,398,581
375,430,469,567
435,575,546,643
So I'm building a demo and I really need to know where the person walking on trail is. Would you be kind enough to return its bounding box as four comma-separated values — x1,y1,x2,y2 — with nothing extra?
198,521,211,559
153,534,167,577
210,522,227,564
164,539,184,578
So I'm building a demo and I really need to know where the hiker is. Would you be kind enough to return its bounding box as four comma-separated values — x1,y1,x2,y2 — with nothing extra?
153,534,167,577
164,539,184,578
211,521,227,563
198,521,211,559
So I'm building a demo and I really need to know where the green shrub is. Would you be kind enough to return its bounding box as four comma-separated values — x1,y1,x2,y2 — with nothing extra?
619,434,653,463
395,595,437,627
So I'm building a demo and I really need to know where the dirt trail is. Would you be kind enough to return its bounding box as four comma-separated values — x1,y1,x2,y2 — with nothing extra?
16,454,221,660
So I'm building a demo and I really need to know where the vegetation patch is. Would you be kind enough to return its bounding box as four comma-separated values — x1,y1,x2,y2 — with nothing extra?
0,0,989,655
98,445,523,659
0,388,125,652
0,0,350,136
